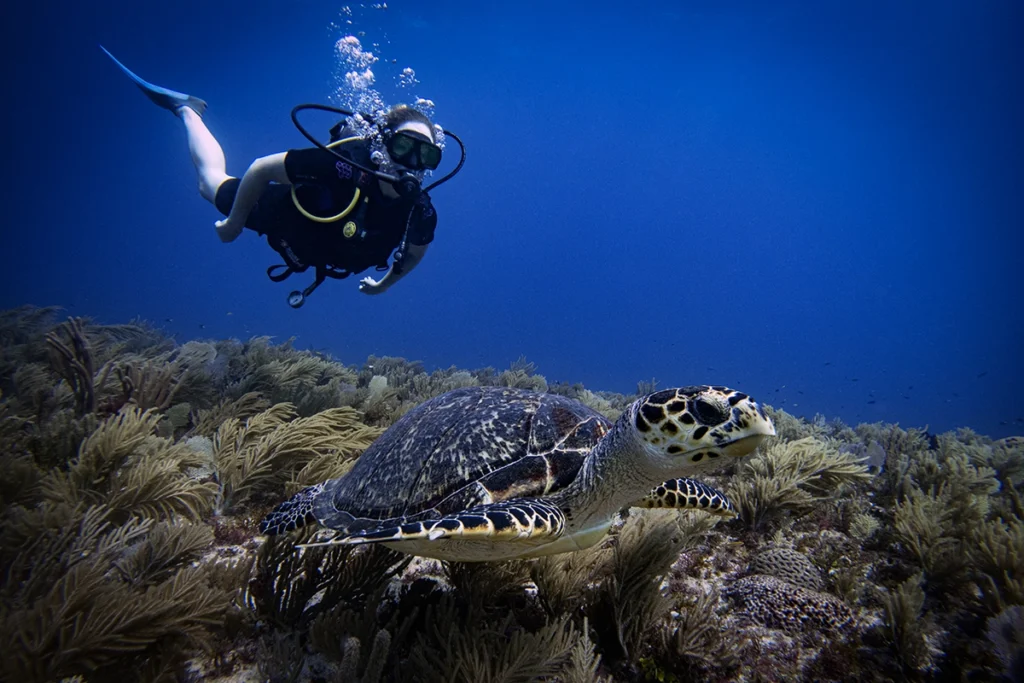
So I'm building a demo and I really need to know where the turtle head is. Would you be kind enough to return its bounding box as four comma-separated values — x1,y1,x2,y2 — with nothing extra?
629,386,775,472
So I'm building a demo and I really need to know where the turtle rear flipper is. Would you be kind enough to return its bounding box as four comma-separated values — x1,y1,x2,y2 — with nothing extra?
332,498,567,546
634,478,737,517
259,483,326,535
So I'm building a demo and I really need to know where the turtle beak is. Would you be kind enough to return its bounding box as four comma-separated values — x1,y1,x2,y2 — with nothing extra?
720,409,775,457
721,430,773,457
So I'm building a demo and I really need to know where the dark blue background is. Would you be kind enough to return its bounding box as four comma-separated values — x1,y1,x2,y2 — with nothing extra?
3,1,1022,436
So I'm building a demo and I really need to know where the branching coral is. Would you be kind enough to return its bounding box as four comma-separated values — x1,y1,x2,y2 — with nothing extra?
0,304,63,348
112,359,182,411
212,336,358,415
576,388,622,420
211,404,379,512
888,439,1004,597
404,592,578,683
497,355,549,392
16,408,99,472
563,618,611,683
38,407,217,523
878,574,937,676
728,436,872,531
991,437,1024,490
764,407,828,442
190,391,270,437
591,512,687,659
45,317,96,416
307,594,398,683
532,541,611,619
654,589,742,677
892,486,964,581
246,530,410,681
11,363,65,422
246,529,409,631
970,517,1024,612
0,504,232,682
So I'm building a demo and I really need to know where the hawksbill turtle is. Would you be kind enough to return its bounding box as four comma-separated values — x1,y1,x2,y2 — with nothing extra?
260,385,774,562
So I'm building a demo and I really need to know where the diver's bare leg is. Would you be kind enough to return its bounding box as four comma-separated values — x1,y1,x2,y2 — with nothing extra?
178,107,230,204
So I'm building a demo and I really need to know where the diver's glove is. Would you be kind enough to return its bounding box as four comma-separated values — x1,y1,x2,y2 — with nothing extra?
358,276,389,295
215,218,243,243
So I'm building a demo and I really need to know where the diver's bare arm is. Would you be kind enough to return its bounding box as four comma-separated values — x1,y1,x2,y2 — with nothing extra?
359,243,429,293
216,152,289,241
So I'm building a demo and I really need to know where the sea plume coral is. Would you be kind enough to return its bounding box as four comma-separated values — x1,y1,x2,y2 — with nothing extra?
0,504,233,682
211,403,380,512
728,436,872,530
37,407,218,523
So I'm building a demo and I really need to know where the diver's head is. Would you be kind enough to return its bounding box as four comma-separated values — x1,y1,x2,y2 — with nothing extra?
381,105,442,172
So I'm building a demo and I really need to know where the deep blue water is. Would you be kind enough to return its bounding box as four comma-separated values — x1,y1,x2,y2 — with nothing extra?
3,1,1021,436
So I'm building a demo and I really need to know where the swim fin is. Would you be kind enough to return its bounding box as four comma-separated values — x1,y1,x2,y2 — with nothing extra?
100,45,208,116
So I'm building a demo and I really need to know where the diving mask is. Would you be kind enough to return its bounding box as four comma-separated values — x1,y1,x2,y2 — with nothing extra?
386,129,442,170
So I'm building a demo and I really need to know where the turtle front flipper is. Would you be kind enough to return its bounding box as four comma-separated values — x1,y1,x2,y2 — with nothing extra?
336,498,567,546
634,478,736,517
259,483,326,535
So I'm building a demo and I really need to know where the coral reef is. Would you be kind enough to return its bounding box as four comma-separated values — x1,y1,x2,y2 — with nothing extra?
1,306,1021,682
749,546,826,592
724,574,853,632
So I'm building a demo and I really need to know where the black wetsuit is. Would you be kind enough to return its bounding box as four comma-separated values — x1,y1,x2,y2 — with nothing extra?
214,140,437,278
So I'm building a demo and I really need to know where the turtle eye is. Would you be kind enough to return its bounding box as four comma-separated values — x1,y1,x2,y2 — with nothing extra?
692,397,729,426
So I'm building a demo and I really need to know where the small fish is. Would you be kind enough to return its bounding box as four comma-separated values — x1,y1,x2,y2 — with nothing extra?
867,400,876,405
199,324,206,329
227,311,233,316
165,318,173,322
851,378,859,382
977,371,988,378
823,361,832,366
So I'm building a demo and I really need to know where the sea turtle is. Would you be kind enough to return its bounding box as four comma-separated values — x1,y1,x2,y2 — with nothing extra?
260,385,774,562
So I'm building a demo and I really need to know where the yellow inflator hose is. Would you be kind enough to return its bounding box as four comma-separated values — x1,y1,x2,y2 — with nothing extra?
290,136,362,223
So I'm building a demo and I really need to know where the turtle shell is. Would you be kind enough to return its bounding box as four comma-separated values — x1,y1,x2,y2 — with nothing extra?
313,386,610,533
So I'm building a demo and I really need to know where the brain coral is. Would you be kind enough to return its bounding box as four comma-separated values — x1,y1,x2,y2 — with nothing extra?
749,547,825,593
725,575,853,632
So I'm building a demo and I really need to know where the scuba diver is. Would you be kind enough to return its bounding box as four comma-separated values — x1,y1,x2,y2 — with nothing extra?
101,46,464,308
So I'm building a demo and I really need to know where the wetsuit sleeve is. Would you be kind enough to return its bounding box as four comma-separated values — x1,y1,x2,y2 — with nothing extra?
284,147,349,184
407,193,438,246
